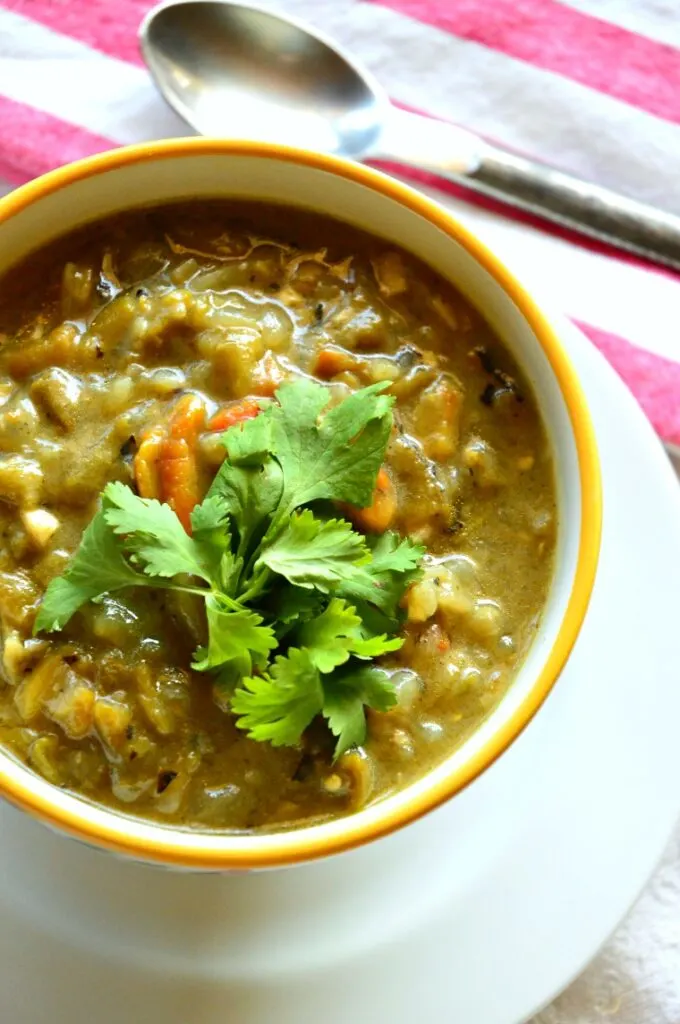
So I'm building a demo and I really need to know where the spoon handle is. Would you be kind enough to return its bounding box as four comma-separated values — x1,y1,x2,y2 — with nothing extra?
377,110,680,273
468,144,680,271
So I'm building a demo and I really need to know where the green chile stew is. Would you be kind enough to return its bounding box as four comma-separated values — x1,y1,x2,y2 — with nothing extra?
0,202,556,832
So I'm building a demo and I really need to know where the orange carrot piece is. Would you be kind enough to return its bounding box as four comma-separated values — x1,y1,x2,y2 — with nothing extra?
134,426,166,499
168,393,206,444
208,398,262,433
314,347,356,379
347,467,397,534
135,395,205,512
158,437,200,533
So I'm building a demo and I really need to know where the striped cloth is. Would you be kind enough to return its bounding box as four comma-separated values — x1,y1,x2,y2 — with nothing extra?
0,3,679,1023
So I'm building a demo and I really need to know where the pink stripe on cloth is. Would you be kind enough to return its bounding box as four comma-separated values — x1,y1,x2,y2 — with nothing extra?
370,0,680,126
0,95,114,185
577,321,680,447
1,0,149,64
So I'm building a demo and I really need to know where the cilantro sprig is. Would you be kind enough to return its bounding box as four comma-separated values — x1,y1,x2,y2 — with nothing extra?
34,380,425,758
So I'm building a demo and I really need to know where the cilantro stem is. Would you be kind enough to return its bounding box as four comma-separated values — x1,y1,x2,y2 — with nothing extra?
215,592,248,613
149,582,212,598
239,567,271,604
153,581,246,614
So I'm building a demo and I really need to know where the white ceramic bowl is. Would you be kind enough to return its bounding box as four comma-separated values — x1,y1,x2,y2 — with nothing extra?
0,140,601,869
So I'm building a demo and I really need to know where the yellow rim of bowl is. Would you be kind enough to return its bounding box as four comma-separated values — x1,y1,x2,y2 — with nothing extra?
0,140,602,869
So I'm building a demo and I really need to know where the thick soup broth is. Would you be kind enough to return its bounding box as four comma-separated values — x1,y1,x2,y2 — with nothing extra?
0,203,556,831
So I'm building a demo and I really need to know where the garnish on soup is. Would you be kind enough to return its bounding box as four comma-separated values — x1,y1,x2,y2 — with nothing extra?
0,202,556,830
35,380,425,759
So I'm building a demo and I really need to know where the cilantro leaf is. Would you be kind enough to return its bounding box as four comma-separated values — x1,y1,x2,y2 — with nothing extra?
207,458,283,560
231,648,324,747
191,596,277,673
296,598,362,673
190,495,237,589
104,482,213,583
350,599,401,638
322,664,397,758
257,509,367,591
268,379,395,516
368,531,427,576
261,584,326,639
349,633,403,659
217,550,243,595
34,505,150,633
221,406,273,465
338,531,425,615
190,494,230,536
296,597,402,673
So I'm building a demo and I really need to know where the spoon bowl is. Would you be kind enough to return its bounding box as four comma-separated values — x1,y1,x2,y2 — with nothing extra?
140,2,387,156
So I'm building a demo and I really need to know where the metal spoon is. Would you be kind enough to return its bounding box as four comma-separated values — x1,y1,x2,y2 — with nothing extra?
140,0,680,272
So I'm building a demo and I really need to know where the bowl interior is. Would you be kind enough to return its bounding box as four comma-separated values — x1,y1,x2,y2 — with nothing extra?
0,144,596,867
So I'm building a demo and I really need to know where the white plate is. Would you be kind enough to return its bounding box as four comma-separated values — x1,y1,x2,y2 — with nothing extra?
0,316,678,1024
